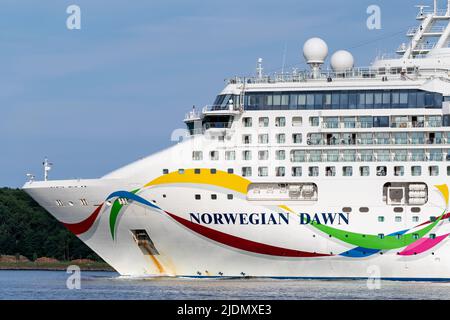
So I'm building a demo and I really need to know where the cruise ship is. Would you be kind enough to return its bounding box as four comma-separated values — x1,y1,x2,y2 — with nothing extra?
23,3,450,279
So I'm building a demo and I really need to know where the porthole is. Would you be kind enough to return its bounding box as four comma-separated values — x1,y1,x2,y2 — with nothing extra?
342,207,352,213
394,207,403,213
359,207,369,213
211,194,217,200
163,169,169,174
195,194,201,200
227,194,233,200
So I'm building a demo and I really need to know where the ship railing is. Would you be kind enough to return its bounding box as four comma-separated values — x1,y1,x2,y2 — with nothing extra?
202,105,241,113
184,110,201,121
226,66,430,85
417,9,449,18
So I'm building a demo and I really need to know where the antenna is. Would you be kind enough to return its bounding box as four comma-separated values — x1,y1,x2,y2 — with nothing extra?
281,43,287,76
256,58,263,79
435,0,438,14
43,157,53,181
26,173,35,182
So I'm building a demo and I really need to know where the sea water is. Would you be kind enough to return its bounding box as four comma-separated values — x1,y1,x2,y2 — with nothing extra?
0,270,450,300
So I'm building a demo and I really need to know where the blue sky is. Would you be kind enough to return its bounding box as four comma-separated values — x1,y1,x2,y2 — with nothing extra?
0,0,424,187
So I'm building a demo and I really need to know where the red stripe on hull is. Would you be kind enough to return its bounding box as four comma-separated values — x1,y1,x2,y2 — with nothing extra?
165,211,331,258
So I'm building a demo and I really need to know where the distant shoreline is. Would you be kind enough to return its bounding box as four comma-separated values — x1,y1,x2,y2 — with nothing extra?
0,261,115,272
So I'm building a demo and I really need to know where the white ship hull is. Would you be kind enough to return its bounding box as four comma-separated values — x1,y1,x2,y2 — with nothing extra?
22,156,450,279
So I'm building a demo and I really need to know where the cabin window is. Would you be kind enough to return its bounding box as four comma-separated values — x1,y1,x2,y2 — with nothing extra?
394,207,404,213
259,117,269,127
210,169,217,174
192,151,203,161
376,166,387,176
308,166,319,177
292,134,302,144
258,134,269,144
225,151,236,160
227,168,234,174
243,150,252,161
259,150,269,160
227,194,233,200
243,135,252,144
194,169,201,174
395,216,402,222
360,207,370,213
394,166,404,176
242,167,252,177
258,167,268,177
163,169,169,174
243,117,252,127
275,117,286,127
309,117,319,127
275,167,286,177
211,194,217,200
343,166,353,177
378,216,385,222
325,166,336,177
276,134,286,144
411,166,422,176
292,167,302,177
412,216,419,222
276,150,286,160
429,166,439,176
210,151,219,161
195,194,201,200
360,166,370,176
411,207,421,213
292,117,302,126
343,207,352,213
178,169,185,174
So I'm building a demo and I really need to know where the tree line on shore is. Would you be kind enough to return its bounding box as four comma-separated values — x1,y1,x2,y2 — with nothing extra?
0,188,101,262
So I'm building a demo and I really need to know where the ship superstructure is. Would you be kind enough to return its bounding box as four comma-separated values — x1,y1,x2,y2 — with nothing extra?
23,3,450,279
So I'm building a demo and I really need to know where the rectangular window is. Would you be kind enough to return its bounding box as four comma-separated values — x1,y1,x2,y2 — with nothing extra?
309,117,319,127
275,167,286,177
292,117,302,126
292,167,302,177
242,150,252,161
276,150,286,160
429,166,439,176
291,150,306,162
259,117,269,127
210,151,219,161
292,134,302,144
275,117,286,127
258,150,269,161
306,94,315,109
343,166,353,176
360,166,370,176
258,134,269,144
225,151,236,160
394,166,405,176
276,134,286,144
308,166,319,177
243,135,252,144
325,166,336,177
411,166,422,176
242,167,252,177
192,151,203,161
243,117,252,127
258,167,268,177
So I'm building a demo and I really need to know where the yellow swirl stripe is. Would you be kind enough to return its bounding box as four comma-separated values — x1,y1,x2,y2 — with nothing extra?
144,169,251,194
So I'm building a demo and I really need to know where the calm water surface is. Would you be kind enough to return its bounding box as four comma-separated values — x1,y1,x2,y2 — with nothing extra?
1,270,450,300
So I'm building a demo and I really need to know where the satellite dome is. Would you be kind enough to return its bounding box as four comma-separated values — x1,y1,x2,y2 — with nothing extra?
303,38,329,64
331,50,354,72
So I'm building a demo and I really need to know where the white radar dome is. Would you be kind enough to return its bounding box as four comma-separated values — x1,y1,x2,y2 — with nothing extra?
330,50,354,72
303,37,329,64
